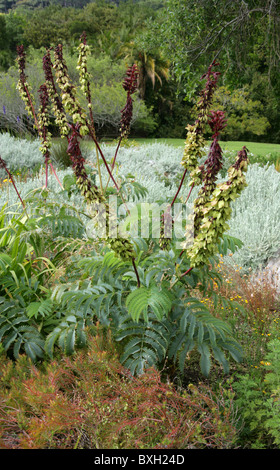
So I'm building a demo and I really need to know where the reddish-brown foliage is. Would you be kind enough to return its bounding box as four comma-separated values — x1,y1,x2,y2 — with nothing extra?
0,332,239,449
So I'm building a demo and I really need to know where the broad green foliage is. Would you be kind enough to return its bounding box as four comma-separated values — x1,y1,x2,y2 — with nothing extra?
0,193,89,360
0,195,244,375
126,284,173,322
233,336,280,448
210,86,270,141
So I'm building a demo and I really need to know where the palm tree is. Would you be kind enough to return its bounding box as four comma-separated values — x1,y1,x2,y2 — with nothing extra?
119,41,170,101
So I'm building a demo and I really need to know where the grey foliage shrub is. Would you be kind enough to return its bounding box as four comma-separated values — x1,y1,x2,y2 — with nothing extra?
0,133,92,176
96,142,196,203
1,139,279,272
0,133,42,177
0,167,80,213
93,144,280,271
226,163,280,270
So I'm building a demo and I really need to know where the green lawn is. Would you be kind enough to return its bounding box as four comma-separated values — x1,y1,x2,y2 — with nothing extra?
131,138,280,157
53,135,280,159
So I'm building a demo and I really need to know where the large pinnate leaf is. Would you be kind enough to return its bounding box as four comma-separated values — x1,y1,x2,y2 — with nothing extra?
126,284,173,322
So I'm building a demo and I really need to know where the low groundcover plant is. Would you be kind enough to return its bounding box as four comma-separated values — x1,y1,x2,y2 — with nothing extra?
0,332,239,449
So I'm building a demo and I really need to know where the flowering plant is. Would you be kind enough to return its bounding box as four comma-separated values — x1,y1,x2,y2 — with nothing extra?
12,40,249,377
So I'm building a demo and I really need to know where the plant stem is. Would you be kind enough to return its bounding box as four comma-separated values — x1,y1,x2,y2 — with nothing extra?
185,182,194,204
5,168,25,210
177,182,195,259
88,128,120,191
132,258,141,288
95,145,103,194
45,160,48,187
104,136,122,193
49,162,63,189
88,127,131,214
180,266,193,278
170,167,188,207
88,107,104,195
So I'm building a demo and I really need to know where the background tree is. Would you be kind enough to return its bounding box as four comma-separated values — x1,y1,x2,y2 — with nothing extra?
0,0,15,13
208,85,270,141
143,0,280,140
22,5,78,47
1,0,279,141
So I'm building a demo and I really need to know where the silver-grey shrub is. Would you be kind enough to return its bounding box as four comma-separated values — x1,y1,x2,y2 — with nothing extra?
93,144,280,270
96,142,192,203
1,140,279,272
226,163,280,270
0,132,42,178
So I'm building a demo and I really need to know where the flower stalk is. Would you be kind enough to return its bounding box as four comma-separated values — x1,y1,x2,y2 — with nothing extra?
16,40,141,283
192,109,226,235
77,32,104,194
160,61,221,252
176,61,249,275
0,156,25,209
53,42,123,195
104,63,139,192
37,84,52,187
16,45,63,189
181,60,221,188
16,45,38,127
187,146,248,268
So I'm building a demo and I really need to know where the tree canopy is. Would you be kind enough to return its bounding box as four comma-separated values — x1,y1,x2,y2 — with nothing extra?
0,0,280,142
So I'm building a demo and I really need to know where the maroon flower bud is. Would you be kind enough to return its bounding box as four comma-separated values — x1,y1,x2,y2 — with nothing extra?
233,146,249,170
16,45,27,83
201,110,227,192
38,83,49,111
80,30,87,45
195,59,221,133
67,123,85,167
122,64,139,95
208,110,227,139
120,65,139,137
43,50,63,109
120,95,133,137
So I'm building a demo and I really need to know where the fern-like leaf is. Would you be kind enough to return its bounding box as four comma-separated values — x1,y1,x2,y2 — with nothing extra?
26,298,54,319
115,315,170,375
168,299,243,376
45,317,86,358
126,284,173,322
0,296,45,361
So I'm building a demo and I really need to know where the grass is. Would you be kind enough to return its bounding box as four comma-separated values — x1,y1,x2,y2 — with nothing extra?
52,135,280,159
129,137,280,157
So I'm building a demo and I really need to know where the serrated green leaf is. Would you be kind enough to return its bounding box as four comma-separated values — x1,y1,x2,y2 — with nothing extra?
198,344,211,377
65,326,76,355
3,330,18,350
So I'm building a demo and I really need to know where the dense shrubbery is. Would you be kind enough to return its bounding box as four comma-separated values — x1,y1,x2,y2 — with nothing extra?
1,1,280,142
